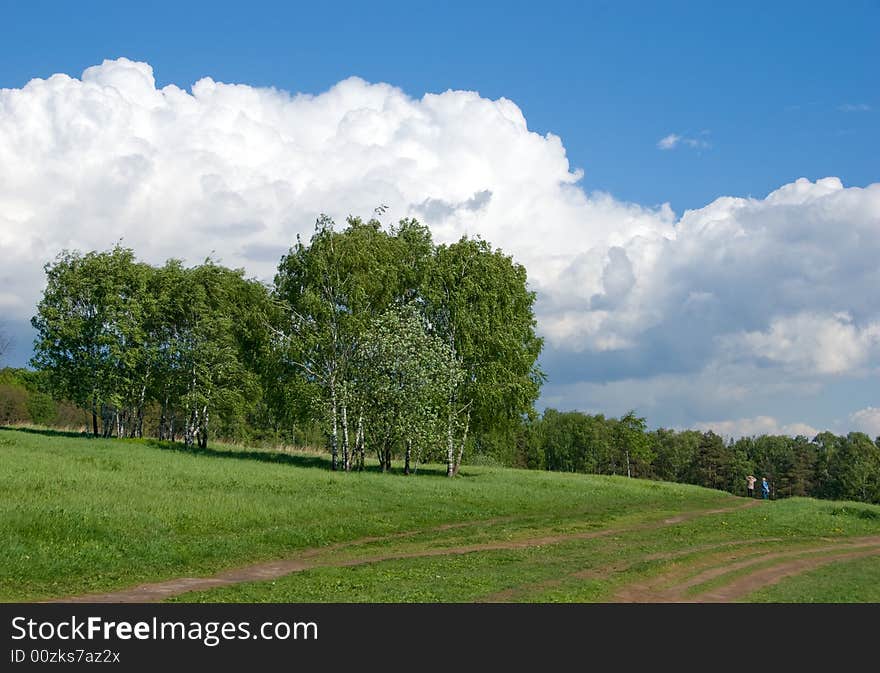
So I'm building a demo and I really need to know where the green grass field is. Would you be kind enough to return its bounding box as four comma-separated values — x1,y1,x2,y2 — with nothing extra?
2,427,879,603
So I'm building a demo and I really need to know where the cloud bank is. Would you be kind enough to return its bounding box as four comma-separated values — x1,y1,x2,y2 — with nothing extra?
694,416,819,440
1,58,879,431
851,407,880,437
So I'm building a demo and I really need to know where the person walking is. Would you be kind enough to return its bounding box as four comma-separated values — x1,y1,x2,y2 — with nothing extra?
747,475,756,498
761,477,771,500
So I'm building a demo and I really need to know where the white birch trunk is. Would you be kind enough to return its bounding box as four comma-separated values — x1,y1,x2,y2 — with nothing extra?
446,402,456,478
200,405,209,449
356,412,365,471
341,401,350,471
453,409,470,476
330,378,339,471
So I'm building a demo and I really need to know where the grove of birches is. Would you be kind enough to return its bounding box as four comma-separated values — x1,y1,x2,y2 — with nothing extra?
2,214,878,503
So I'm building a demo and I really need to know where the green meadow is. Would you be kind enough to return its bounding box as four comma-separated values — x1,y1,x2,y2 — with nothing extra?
2,427,879,603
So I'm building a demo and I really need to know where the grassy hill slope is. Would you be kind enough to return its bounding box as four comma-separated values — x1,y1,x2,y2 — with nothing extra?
2,427,879,602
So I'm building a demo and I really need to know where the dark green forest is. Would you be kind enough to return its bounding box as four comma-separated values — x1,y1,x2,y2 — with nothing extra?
2,214,879,504
477,410,880,505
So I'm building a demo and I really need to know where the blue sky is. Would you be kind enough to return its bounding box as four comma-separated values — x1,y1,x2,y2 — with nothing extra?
2,0,877,211
1,1,879,436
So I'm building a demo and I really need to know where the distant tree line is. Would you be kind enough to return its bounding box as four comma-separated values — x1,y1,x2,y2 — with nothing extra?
0,368,83,428
27,215,543,476
480,409,880,505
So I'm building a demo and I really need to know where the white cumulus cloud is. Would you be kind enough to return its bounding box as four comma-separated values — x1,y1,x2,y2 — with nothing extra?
694,416,819,439
0,58,671,337
719,312,880,375
1,59,880,431
851,407,880,437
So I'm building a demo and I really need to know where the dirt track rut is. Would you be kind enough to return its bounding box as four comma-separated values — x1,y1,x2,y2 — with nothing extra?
612,536,880,602
54,499,760,603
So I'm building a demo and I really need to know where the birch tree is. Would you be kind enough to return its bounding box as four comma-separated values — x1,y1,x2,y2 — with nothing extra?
162,261,264,449
274,216,355,470
613,411,652,478
352,304,462,473
426,237,544,476
31,247,145,437
274,215,433,470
